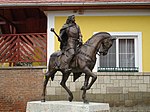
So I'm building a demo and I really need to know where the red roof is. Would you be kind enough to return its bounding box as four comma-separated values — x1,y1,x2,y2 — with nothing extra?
0,0,150,3
0,0,149,10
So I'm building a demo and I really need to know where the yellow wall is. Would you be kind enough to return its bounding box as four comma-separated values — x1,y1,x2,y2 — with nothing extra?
55,16,150,72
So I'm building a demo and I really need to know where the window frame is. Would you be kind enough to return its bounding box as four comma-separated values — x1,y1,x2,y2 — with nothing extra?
93,32,142,72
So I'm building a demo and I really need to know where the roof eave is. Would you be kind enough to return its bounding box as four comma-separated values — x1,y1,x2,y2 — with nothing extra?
0,2,150,7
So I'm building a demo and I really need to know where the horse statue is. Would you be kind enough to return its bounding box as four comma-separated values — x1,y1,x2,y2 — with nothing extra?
41,31,115,103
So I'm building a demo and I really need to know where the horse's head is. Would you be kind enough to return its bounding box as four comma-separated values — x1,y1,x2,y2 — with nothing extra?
99,37,115,56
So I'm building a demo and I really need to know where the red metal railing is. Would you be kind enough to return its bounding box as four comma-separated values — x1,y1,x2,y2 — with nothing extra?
0,33,47,64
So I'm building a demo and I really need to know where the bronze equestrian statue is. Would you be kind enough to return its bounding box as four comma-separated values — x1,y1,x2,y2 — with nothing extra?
41,15,115,103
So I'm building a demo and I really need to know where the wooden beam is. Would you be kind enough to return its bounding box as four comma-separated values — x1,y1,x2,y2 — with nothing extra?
0,14,16,27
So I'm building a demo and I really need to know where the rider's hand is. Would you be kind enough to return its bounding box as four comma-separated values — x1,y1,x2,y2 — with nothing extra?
50,28,54,32
78,37,83,46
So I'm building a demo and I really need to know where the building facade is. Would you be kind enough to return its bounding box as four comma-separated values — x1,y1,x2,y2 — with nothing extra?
0,0,150,111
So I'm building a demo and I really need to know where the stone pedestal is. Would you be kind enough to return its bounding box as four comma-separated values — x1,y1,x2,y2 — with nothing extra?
26,101,110,112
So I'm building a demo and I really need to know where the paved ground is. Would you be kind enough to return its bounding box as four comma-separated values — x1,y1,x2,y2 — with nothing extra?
110,105,150,112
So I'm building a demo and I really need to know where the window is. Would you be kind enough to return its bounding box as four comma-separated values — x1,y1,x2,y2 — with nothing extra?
96,32,142,72
119,39,135,67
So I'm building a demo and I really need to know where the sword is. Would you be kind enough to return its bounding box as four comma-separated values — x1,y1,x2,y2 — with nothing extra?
50,28,62,42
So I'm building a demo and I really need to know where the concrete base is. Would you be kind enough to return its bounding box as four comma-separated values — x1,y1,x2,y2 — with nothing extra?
26,101,110,112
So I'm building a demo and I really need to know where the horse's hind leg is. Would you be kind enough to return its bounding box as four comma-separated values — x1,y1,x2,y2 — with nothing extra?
83,67,97,90
60,72,73,102
41,70,57,102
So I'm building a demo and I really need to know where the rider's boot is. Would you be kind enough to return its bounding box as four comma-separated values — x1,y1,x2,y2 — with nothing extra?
63,48,74,72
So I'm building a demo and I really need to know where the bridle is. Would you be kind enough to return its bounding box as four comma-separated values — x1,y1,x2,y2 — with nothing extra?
84,38,112,56
78,37,113,64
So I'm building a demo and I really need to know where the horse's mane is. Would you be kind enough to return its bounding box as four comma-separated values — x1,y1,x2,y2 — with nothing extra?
84,32,110,45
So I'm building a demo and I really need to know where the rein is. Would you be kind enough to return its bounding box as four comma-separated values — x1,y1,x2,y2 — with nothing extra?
79,51,95,63
84,43,103,56
78,43,103,63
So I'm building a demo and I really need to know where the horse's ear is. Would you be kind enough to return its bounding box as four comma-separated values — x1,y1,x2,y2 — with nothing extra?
111,37,116,41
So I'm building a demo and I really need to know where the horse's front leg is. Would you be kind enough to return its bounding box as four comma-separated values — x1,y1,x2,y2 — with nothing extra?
41,70,57,102
83,67,97,90
81,74,90,104
41,71,50,102
60,72,73,102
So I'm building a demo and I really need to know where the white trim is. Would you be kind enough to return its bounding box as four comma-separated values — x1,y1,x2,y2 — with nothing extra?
46,13,55,66
82,10,150,16
109,32,142,72
116,39,119,67
45,9,150,17
137,32,142,72
1,2,150,7
93,55,100,72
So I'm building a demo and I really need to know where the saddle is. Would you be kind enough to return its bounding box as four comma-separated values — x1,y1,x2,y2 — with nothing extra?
51,49,78,70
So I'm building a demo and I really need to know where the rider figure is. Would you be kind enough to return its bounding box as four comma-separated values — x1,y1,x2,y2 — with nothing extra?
59,15,83,72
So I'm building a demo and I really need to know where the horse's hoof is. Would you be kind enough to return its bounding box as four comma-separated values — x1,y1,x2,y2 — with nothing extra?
41,99,45,102
83,100,89,104
68,96,73,102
